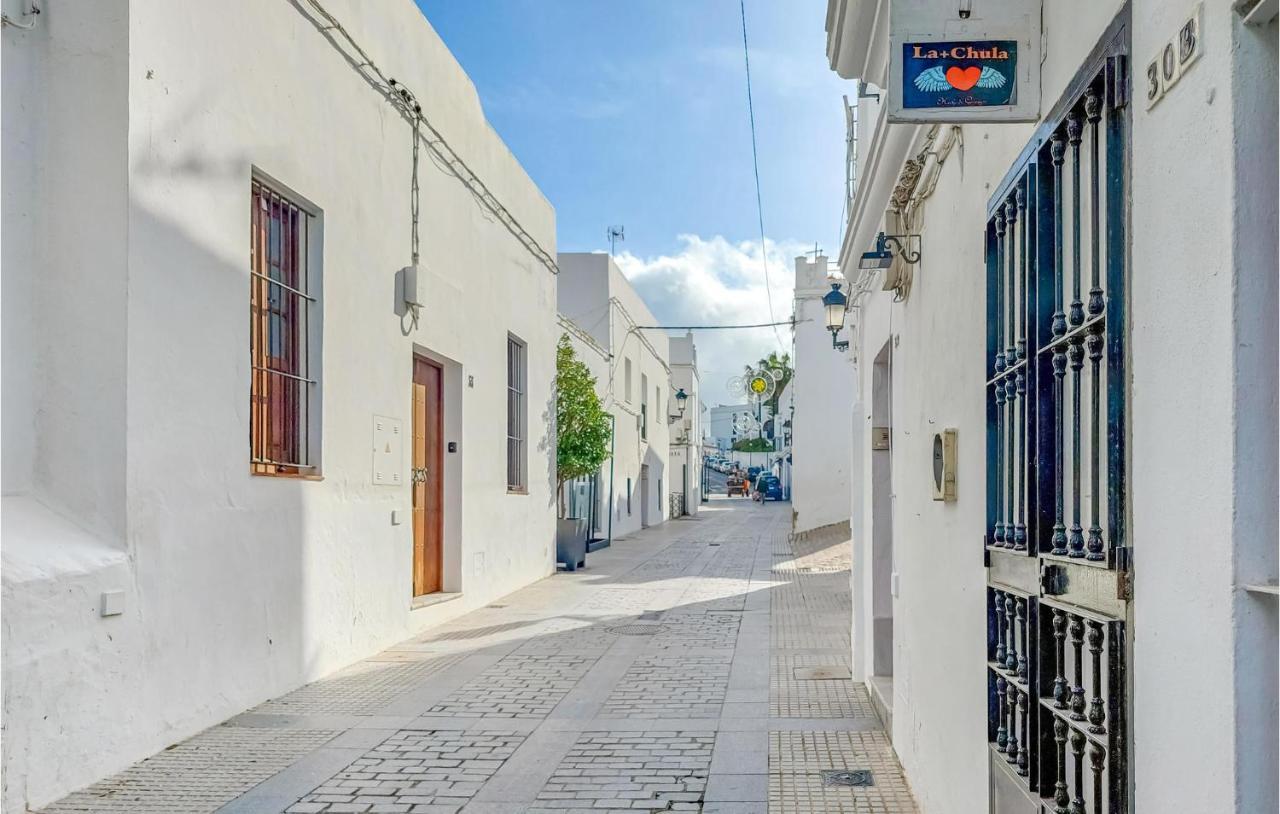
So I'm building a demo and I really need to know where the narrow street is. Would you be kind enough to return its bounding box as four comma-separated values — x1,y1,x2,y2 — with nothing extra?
41,498,914,814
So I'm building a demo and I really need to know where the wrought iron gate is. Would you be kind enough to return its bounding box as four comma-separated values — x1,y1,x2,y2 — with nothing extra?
984,11,1131,813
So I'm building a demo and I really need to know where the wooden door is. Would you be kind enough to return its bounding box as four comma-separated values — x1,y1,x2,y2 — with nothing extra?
412,357,444,596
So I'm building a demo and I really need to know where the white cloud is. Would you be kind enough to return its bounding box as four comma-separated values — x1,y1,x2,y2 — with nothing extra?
612,234,807,408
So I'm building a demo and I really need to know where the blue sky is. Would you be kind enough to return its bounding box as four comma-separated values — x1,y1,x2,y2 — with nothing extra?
417,0,849,405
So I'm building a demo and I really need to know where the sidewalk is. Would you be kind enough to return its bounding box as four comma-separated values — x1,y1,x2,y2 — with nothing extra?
39,498,916,814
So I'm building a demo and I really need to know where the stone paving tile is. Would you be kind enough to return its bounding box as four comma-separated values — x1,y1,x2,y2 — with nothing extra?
39,727,339,813
287,729,525,813
38,499,918,814
254,657,466,716
771,655,877,719
769,730,917,813
601,653,733,719
528,731,714,813
425,654,594,719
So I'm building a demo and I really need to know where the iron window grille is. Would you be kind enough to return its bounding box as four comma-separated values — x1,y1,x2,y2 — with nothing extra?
984,9,1130,813
507,334,528,491
250,178,320,476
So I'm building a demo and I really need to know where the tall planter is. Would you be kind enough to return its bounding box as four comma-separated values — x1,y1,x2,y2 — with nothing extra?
556,517,588,572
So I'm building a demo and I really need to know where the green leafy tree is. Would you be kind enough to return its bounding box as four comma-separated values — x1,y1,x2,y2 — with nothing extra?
732,437,774,452
556,334,613,517
757,351,793,414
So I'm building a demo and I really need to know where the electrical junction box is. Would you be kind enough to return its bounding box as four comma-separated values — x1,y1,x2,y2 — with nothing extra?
372,415,404,486
872,426,892,451
399,264,423,309
932,427,957,501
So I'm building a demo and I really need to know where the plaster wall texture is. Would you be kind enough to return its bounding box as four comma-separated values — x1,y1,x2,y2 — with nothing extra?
1,1,559,809
669,332,703,515
791,254,856,534
557,253,671,537
829,3,1208,808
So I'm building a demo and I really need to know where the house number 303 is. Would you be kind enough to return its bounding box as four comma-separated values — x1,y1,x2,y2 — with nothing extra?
1146,4,1203,110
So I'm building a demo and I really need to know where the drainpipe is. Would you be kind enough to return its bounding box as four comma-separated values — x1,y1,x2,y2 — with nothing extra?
606,414,616,547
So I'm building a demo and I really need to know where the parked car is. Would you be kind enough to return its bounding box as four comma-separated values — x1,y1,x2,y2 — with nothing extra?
754,473,784,501
746,466,762,482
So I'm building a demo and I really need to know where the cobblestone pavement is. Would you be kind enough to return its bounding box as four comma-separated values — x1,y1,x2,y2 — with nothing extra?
39,499,916,814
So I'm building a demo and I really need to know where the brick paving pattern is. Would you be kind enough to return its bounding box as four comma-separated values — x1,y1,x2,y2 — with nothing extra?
39,727,338,814
38,500,917,814
253,656,465,716
424,654,594,718
529,732,713,813
600,654,732,718
287,729,525,813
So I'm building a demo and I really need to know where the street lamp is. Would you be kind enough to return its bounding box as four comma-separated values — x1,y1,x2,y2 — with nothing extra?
674,387,688,418
860,230,921,269
822,281,849,352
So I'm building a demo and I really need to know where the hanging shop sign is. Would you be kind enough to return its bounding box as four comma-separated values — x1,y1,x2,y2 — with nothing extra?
888,0,1041,123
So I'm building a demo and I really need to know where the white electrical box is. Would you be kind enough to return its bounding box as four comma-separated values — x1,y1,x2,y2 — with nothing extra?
372,415,404,486
100,590,125,617
400,264,423,309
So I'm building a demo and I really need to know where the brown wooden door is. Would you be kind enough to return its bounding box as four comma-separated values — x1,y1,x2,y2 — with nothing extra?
412,357,444,596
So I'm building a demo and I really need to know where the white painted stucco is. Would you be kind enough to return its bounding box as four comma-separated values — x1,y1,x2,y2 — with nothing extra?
1,1,560,809
827,1,1278,812
790,254,855,534
669,333,703,515
557,253,672,537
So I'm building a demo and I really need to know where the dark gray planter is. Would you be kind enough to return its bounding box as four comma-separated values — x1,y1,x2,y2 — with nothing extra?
556,517,588,571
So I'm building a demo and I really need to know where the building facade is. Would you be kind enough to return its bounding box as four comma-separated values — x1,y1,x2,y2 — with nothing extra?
790,253,856,534
826,1,1277,812
1,1,560,809
669,332,704,516
557,253,672,537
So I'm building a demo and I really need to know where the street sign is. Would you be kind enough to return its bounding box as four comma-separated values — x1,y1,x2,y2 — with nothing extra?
889,0,1041,123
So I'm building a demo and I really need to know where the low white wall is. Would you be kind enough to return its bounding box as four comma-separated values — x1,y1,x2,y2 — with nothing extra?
791,255,855,534
2,1,559,808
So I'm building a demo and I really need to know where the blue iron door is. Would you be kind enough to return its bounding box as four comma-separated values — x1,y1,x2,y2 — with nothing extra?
985,10,1131,814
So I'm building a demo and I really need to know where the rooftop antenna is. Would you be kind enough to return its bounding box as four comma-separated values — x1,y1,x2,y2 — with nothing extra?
806,242,824,261
607,225,625,257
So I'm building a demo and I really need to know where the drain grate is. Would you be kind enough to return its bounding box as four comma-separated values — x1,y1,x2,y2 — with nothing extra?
611,624,665,636
821,769,874,787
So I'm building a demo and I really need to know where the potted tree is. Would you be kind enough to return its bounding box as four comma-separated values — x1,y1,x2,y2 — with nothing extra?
555,334,612,571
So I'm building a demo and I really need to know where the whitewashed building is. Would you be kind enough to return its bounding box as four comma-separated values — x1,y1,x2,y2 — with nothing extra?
825,1,1277,813
790,253,855,534
669,332,704,516
557,253,672,536
1,1,560,809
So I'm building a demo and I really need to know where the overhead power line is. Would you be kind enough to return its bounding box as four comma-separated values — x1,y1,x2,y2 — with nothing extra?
739,0,784,350
631,320,799,331
294,0,558,276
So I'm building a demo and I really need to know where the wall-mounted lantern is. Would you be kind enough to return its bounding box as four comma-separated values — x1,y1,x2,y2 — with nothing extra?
669,387,689,423
822,282,849,352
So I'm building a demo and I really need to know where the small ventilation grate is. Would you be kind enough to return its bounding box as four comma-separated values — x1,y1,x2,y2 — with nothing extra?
611,624,665,636
821,769,874,787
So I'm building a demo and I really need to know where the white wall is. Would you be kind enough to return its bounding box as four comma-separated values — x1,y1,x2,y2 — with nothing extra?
558,253,671,537
1,1,559,809
837,2,1131,812
669,332,702,515
834,2,1278,814
791,254,855,534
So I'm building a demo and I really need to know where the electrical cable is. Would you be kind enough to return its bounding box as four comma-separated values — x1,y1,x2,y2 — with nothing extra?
296,0,558,276
631,320,797,331
738,0,784,350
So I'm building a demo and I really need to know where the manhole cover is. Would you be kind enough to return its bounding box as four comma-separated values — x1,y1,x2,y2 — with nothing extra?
611,624,664,636
821,769,874,787
794,666,853,680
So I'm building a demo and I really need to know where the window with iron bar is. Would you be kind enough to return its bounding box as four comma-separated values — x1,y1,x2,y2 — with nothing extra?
507,334,528,492
250,178,321,477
